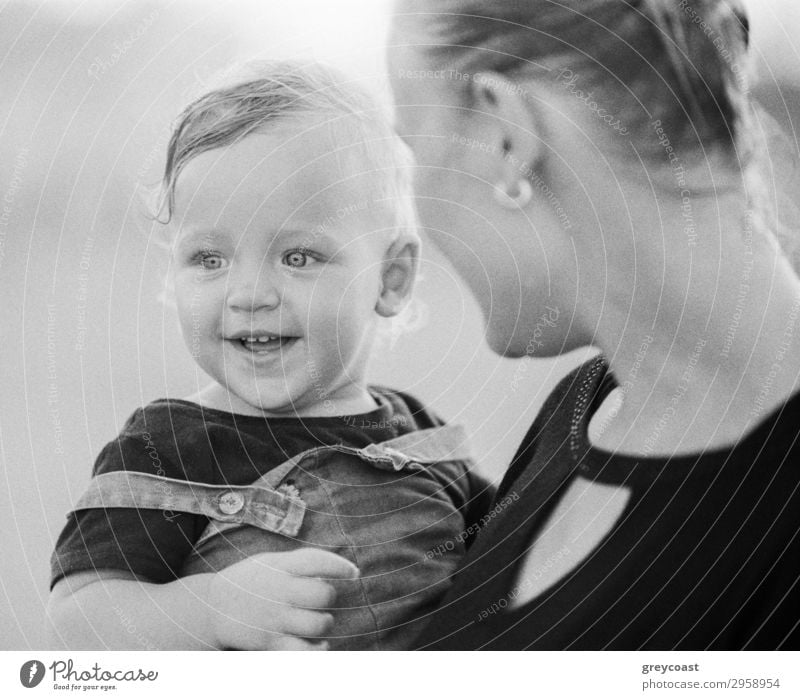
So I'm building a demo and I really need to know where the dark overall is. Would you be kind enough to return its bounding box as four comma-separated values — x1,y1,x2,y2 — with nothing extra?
72,424,475,650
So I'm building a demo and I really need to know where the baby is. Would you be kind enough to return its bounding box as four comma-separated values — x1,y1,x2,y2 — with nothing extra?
46,61,492,651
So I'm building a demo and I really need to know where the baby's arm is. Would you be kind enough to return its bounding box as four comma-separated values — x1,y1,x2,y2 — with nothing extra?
46,549,358,650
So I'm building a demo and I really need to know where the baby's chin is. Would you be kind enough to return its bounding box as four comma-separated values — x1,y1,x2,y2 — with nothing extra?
208,379,304,417
237,391,317,417
238,378,367,418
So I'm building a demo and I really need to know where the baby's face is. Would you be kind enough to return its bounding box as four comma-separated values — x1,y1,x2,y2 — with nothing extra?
170,119,392,416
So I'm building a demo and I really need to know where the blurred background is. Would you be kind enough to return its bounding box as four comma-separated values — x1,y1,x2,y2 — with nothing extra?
1,0,798,649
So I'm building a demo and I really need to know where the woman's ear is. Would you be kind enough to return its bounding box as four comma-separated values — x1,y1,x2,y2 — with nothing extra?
471,71,545,191
375,234,420,318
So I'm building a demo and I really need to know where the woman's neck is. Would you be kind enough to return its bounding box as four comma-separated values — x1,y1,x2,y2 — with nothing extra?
586,185,800,456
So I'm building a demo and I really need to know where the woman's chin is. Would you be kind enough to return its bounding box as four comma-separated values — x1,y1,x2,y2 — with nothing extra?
484,328,533,358
484,325,572,359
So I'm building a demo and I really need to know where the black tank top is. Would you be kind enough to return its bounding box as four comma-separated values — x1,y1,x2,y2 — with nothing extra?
418,356,800,650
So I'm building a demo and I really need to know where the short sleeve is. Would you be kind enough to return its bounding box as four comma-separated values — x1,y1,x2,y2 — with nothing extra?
460,469,497,549
427,459,496,550
49,429,209,589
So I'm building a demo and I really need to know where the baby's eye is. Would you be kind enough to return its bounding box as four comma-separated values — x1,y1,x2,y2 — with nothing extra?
282,250,311,268
197,253,227,270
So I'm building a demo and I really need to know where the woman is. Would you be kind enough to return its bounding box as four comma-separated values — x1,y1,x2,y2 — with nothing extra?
388,0,800,649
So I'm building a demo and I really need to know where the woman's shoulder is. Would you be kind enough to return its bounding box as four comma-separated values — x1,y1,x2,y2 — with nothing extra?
495,355,612,497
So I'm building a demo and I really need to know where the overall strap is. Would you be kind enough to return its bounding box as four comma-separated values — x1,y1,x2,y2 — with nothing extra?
355,424,473,471
73,470,305,536
259,423,474,486
255,447,319,490
416,357,609,648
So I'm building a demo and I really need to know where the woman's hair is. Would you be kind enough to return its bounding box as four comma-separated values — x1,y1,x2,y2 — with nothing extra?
159,59,416,238
398,0,749,154
396,0,800,271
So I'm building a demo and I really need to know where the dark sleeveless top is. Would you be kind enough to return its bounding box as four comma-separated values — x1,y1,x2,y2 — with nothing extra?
418,356,800,650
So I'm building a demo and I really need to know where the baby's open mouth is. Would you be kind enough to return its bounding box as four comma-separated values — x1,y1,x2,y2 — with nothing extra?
234,335,298,354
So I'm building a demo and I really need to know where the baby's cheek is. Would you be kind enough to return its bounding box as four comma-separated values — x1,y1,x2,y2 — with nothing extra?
343,282,381,332
174,296,195,337
175,290,216,342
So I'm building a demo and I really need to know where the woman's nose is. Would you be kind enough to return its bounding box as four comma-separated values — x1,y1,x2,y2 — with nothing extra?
226,271,281,312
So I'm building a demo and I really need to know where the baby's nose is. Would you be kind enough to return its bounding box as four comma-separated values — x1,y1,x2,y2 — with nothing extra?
226,273,281,311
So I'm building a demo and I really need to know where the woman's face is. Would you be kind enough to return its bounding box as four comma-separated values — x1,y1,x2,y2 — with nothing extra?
387,39,578,357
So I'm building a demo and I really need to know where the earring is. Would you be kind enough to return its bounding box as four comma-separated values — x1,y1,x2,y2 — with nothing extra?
494,178,533,209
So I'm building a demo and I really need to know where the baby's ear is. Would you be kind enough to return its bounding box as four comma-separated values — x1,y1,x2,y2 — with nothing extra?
375,234,419,318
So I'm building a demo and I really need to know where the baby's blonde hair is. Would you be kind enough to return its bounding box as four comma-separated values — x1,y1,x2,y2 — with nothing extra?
160,59,417,240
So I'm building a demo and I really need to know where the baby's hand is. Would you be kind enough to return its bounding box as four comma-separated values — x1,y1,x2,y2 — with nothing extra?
207,548,358,650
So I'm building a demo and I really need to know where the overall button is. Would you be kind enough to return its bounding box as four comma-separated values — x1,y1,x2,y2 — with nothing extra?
218,491,244,515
